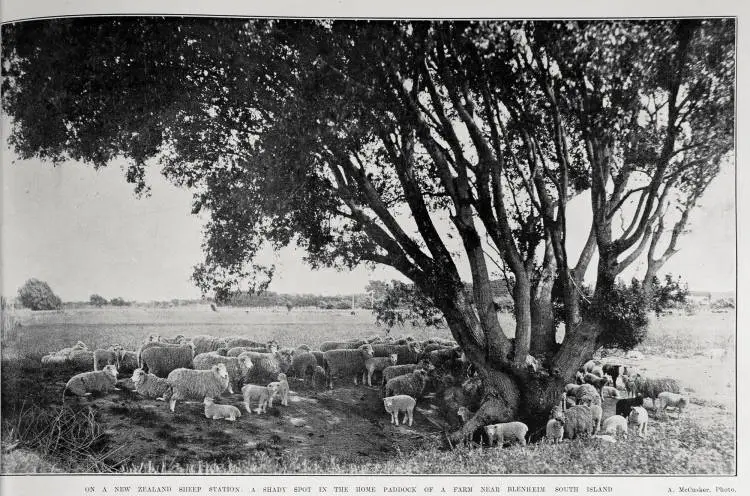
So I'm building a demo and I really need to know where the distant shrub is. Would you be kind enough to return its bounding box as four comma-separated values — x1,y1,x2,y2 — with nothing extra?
109,297,130,307
17,278,62,311
89,294,108,307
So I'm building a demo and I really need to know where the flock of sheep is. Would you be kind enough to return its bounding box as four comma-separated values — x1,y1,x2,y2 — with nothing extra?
45,333,690,447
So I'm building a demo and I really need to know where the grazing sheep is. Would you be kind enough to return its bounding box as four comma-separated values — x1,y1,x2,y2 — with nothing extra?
628,406,649,437
64,365,119,397
140,343,195,378
117,350,139,375
384,369,429,399
268,373,290,406
312,365,327,387
164,364,230,413
291,352,318,382
372,342,422,364
601,386,620,399
241,383,279,414
383,394,417,426
563,405,593,440
382,364,419,387
590,404,603,434
633,375,681,401
190,335,229,355
193,352,254,394
94,345,121,371
574,383,602,407
657,392,689,413
616,395,645,417
240,350,293,383
323,344,374,388
364,354,398,387
319,339,367,352
203,397,241,421
602,415,628,438
546,406,565,444
484,421,528,447
131,368,171,400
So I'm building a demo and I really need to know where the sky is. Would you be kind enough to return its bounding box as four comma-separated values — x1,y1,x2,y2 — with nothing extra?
1,145,736,303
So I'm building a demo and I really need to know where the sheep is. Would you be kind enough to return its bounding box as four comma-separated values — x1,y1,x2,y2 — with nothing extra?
564,383,581,395
193,351,254,394
602,363,623,388
372,342,422,364
602,415,628,438
381,364,419,387
241,350,294,383
140,343,194,378
590,404,603,434
601,386,621,399
657,392,689,413
484,421,528,447
203,397,241,421
93,345,121,371
616,395,644,417
290,352,318,382
582,359,600,374
383,394,417,426
131,368,171,400
190,335,229,355
563,405,593,439
628,406,649,437
224,337,266,349
311,365,327,387
364,354,398,387
67,349,95,371
268,373,290,406
42,342,91,367
319,339,367,352
164,363,230,413
583,372,609,394
226,341,280,356
624,375,638,397
160,334,188,345
574,383,602,407
323,344,374,388
117,350,139,375
384,369,429,399
64,365,119,397
311,351,326,368
241,383,279,414
633,375,681,401
546,406,565,443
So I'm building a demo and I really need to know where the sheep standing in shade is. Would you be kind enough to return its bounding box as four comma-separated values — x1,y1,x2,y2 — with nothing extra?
164,364,230,413
372,342,422,364
383,394,417,426
574,383,602,407
546,406,565,444
384,369,429,399
381,364,419,388
323,344,374,388
268,373,290,406
364,354,398,387
291,352,319,383
628,406,649,437
193,352,254,394
140,342,195,378
484,422,528,448
242,383,279,414
602,415,628,438
657,392,689,414
203,397,241,421
64,364,119,397
240,350,293,383
590,404,603,434
131,368,171,400
563,405,593,440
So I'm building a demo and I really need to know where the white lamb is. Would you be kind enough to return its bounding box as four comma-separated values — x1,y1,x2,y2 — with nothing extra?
484,421,528,448
203,397,242,421
268,373,290,407
242,383,279,414
383,394,416,426
657,391,689,413
602,415,628,438
628,406,649,437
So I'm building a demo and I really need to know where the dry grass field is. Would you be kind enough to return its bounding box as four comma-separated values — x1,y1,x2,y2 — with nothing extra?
0,305,735,474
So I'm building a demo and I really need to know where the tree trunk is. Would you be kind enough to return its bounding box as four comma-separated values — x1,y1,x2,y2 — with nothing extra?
530,272,557,358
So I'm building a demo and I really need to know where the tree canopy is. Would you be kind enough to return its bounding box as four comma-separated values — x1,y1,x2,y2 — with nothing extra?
17,278,62,311
2,18,734,432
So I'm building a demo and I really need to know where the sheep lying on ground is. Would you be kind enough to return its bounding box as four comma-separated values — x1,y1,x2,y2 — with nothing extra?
268,373,290,406
43,341,92,367
94,345,121,371
484,421,528,447
384,369,429,399
601,386,620,399
364,354,398,387
164,364,230,413
68,349,95,370
634,375,681,401
203,397,241,421
628,406,649,437
616,395,644,417
190,335,229,355
241,383,279,414
563,405,593,439
657,392,689,413
193,352,254,394
64,365,119,397
602,415,628,437
546,406,565,444
140,342,195,378
372,342,422,364
131,368,171,400
323,344,374,388
320,339,367,352
383,394,416,426
291,352,318,382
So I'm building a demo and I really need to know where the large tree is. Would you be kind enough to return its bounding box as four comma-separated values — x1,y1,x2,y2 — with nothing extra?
2,18,734,439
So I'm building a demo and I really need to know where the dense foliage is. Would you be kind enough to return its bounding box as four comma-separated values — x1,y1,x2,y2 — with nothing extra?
17,279,62,311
